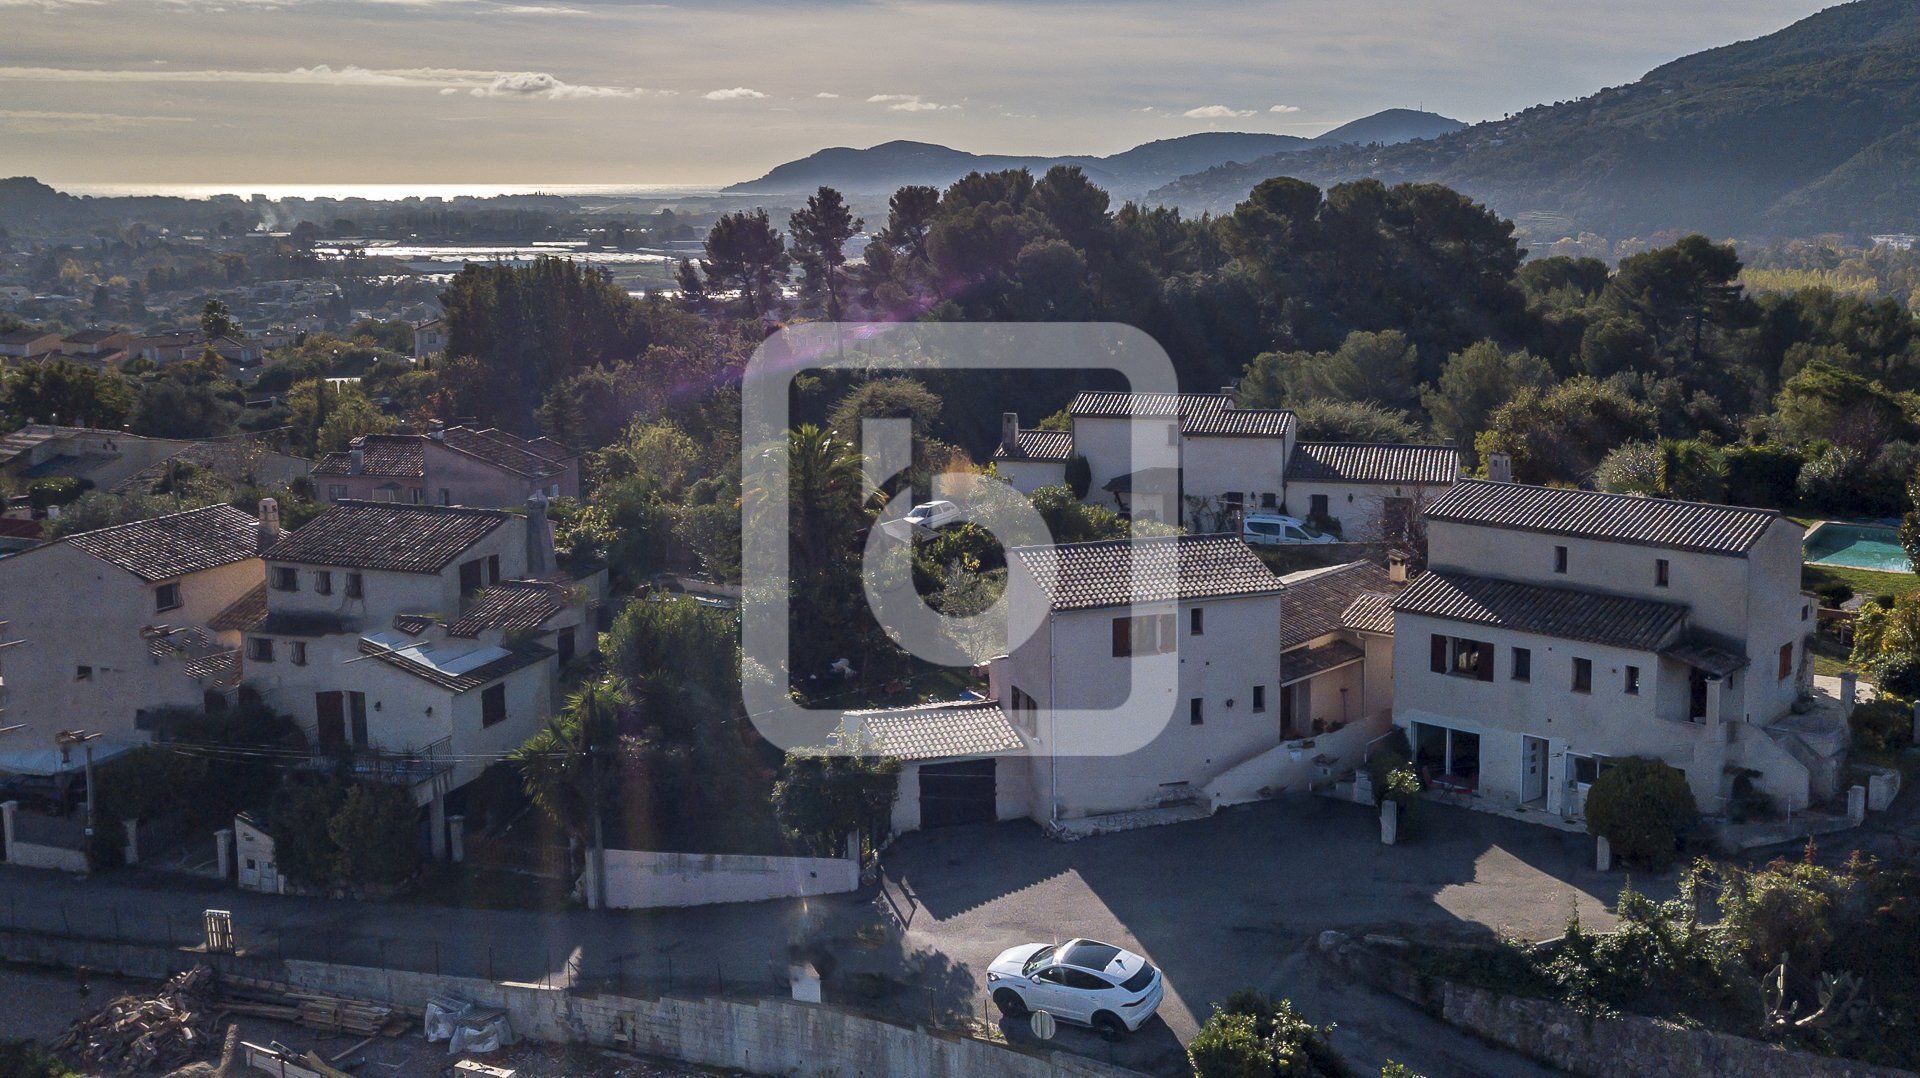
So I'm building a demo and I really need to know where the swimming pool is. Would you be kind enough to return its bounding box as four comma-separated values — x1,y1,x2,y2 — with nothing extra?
1804,521,1913,573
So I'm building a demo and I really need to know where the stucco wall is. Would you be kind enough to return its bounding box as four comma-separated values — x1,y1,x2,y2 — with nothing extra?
1280,480,1446,542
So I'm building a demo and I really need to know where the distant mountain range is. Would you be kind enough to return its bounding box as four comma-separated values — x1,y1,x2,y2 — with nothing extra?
1148,0,1920,239
721,109,1463,198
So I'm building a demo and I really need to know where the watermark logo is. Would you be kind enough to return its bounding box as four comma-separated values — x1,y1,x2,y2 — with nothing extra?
740,322,1185,755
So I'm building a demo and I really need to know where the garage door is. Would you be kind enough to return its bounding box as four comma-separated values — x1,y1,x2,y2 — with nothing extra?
919,758,997,828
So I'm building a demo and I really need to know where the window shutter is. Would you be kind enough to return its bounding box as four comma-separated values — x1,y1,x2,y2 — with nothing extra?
1112,617,1131,657
1477,644,1495,682
1430,634,1447,674
1158,613,1176,651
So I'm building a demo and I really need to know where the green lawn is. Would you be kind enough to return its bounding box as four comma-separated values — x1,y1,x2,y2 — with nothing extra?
1802,562,1920,604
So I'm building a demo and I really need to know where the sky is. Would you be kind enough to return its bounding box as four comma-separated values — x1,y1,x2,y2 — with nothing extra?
0,0,1839,189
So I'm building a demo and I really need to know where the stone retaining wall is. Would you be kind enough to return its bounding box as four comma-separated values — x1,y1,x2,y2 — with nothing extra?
1315,931,1909,1078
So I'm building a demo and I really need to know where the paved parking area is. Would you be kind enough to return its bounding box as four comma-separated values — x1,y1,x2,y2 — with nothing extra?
866,794,1637,1075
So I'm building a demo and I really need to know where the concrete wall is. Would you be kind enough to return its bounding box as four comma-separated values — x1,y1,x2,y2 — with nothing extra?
1204,708,1386,809
2,804,89,872
1316,932,1906,1078
0,928,1141,1078
589,848,859,909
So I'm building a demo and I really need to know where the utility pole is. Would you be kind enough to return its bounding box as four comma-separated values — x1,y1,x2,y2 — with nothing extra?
57,730,103,853
587,731,607,912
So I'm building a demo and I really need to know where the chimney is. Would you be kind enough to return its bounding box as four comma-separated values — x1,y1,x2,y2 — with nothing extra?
428,419,446,442
526,493,554,575
1387,549,1411,584
1000,412,1020,455
257,497,282,550
1486,452,1513,484
349,447,365,475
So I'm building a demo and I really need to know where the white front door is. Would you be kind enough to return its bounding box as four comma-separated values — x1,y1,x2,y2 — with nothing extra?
1521,737,1548,804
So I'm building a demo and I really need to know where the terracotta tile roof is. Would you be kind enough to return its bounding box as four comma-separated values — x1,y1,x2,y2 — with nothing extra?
1286,442,1460,485
1340,591,1398,636
1069,392,1293,438
313,434,426,478
445,580,569,638
993,428,1075,463
1393,570,1688,651
843,700,1025,761
392,613,437,636
208,582,268,633
1279,560,1406,648
1014,533,1283,611
181,649,240,682
359,637,554,693
1280,639,1365,684
1425,480,1780,557
266,501,509,573
64,504,259,582
439,426,569,479
0,517,43,541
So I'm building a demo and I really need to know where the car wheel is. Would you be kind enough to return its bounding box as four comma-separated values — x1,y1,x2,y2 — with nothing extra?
993,989,1029,1017
1094,1012,1127,1041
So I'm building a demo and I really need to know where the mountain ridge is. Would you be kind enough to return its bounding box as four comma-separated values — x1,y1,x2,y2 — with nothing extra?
721,109,1462,197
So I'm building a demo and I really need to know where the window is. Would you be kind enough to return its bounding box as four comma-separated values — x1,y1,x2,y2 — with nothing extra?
1655,559,1670,588
1624,665,1640,694
1251,685,1266,712
1412,722,1481,790
487,554,501,584
75,665,92,681
291,641,307,666
1111,613,1177,657
410,487,426,504
345,572,363,599
154,582,181,612
1189,698,1204,725
1512,647,1532,682
460,558,483,595
270,566,299,592
1553,545,1568,573
327,484,347,501
1431,634,1494,681
1778,643,1794,680
314,570,332,596
439,489,451,506
1572,754,1612,786
556,625,576,667
1572,657,1592,693
481,683,507,727
1190,607,1204,635
1309,494,1329,518
248,638,275,662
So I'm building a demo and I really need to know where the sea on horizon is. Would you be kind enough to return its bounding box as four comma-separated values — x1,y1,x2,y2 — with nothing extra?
51,182,725,201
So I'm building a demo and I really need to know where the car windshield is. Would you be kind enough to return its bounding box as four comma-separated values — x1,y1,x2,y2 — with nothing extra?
1022,945,1055,974
1121,965,1155,992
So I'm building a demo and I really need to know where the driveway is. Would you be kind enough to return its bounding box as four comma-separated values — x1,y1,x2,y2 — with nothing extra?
865,794,1630,1074
0,795,1635,1076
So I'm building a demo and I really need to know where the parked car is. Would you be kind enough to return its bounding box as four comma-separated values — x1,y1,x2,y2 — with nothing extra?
1242,512,1337,546
903,500,960,529
986,939,1164,1039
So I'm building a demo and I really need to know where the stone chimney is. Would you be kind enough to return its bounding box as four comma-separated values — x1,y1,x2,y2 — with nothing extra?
257,497,282,551
526,493,555,575
349,447,365,475
428,419,446,442
1486,452,1513,484
1387,549,1411,584
1000,412,1020,456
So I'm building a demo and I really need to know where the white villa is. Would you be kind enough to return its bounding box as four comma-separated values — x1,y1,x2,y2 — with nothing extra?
992,392,1459,541
1391,479,1841,823
847,534,1409,837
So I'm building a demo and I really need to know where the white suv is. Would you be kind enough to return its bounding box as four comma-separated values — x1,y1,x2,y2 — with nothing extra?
986,939,1164,1039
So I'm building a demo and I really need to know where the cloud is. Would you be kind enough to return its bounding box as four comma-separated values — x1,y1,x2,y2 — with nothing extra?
703,86,767,100
492,4,590,13
1183,104,1256,118
0,107,192,131
814,91,838,98
0,64,653,99
1269,103,1301,113
867,93,956,112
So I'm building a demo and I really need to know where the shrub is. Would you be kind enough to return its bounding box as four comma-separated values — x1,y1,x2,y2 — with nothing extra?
1189,991,1351,1078
329,784,422,889
1874,655,1920,701
1063,455,1091,500
26,475,85,510
1723,443,1804,509
1584,758,1697,870
1851,698,1913,756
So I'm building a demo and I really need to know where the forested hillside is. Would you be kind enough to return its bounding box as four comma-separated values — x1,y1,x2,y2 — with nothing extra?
1150,0,1920,239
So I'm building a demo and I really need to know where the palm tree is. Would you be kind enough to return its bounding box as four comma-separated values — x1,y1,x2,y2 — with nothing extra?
785,423,865,568
511,676,628,901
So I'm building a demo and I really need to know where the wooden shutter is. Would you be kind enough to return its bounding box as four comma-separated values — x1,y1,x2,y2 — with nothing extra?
1430,634,1447,674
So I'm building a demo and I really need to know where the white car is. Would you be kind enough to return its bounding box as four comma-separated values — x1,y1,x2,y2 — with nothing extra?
903,500,960,530
1242,512,1337,547
986,939,1164,1039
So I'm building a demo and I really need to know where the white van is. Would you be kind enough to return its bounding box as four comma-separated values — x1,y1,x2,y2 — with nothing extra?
1242,513,1337,547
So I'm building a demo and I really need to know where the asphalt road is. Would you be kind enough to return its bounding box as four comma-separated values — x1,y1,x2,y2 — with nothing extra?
0,795,1647,1076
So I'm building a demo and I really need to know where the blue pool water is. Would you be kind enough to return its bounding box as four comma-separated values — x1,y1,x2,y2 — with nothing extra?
1804,522,1913,573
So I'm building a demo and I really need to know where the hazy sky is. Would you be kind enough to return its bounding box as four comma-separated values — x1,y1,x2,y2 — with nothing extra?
1,0,1836,188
